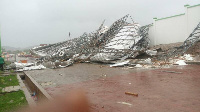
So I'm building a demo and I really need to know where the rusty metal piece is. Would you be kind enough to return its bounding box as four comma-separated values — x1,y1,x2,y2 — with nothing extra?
125,92,138,97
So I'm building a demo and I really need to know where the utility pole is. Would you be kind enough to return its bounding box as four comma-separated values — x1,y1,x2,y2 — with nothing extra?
15,53,17,62
69,32,71,39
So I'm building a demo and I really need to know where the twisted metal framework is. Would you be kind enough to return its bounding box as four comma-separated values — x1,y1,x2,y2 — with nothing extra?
95,14,130,47
129,24,151,57
31,15,151,62
159,22,200,60
95,24,151,61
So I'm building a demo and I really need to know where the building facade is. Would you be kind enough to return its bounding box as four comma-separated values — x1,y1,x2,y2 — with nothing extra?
149,4,200,46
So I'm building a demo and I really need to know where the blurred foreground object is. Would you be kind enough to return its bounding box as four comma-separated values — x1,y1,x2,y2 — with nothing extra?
20,90,90,112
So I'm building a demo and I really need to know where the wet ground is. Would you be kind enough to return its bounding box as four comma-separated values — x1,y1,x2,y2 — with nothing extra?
25,63,147,87
25,63,200,112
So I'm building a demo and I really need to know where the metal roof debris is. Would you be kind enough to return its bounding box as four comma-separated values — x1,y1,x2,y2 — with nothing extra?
31,15,151,63
29,16,200,70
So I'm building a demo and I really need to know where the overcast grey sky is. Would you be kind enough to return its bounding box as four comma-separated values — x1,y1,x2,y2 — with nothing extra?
0,0,199,48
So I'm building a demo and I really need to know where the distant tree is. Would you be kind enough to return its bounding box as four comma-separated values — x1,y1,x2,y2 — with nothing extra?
7,50,12,54
2,48,6,52
13,50,21,54
23,49,31,54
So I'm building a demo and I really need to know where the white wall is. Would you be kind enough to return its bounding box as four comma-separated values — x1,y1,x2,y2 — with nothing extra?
154,14,186,45
148,25,155,46
187,5,200,36
149,4,200,46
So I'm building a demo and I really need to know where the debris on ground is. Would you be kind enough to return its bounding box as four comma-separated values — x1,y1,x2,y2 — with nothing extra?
110,60,129,67
125,92,138,97
146,50,157,56
161,71,182,74
135,64,143,68
175,60,187,66
117,102,132,106
14,62,34,69
20,65,46,71
183,54,194,61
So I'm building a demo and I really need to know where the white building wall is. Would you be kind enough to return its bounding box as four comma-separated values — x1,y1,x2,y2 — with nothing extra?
148,25,155,46
187,5,200,36
154,15,186,45
149,4,200,46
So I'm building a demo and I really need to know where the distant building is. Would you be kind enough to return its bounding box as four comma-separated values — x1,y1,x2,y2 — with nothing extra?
40,44,48,47
148,3,200,45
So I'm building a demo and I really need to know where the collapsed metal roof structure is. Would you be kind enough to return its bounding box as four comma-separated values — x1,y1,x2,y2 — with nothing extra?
159,22,200,60
31,15,151,62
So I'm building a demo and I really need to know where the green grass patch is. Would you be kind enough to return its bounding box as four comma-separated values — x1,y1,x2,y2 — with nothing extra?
9,70,15,73
0,91,28,112
0,75,19,92
0,71,4,75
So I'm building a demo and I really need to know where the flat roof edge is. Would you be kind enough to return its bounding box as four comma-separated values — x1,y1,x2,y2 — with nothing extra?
155,13,185,21
154,3,200,22
188,4,200,8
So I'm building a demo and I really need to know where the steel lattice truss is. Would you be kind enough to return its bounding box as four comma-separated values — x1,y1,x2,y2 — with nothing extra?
159,22,200,60
31,15,151,62
90,24,151,62
95,14,130,47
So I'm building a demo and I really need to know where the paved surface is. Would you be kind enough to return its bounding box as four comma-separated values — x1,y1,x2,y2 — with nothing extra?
26,64,200,112
25,63,146,87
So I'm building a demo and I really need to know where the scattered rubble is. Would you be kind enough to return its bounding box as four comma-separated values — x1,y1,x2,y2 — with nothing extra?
5,62,47,71
186,41,200,55
175,60,187,66
110,61,129,67
146,50,157,56
20,65,46,71
14,62,34,69
135,64,143,68
183,54,193,61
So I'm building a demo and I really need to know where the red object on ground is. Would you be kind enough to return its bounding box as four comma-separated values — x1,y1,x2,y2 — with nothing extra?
20,60,28,63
